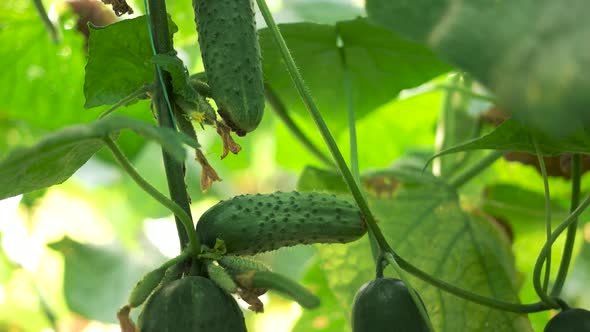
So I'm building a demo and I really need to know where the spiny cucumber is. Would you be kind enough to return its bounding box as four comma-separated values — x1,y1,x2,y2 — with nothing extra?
206,260,238,293
218,256,271,275
196,191,367,255
192,0,265,136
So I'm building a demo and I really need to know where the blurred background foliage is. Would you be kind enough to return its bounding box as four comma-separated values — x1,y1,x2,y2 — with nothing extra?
1,0,589,331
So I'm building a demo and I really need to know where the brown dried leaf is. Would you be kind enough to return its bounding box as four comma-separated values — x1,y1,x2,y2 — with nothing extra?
117,305,137,332
195,149,222,192
99,0,133,16
216,121,242,159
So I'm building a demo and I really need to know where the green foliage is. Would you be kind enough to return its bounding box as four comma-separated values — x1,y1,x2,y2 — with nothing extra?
84,15,177,108
365,0,590,137
48,236,166,323
0,115,199,199
259,18,450,131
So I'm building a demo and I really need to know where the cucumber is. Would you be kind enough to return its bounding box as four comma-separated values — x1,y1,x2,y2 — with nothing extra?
127,266,167,308
196,191,367,255
138,276,247,332
218,255,271,275
192,0,265,136
206,260,238,293
236,270,320,309
352,278,431,332
544,308,590,331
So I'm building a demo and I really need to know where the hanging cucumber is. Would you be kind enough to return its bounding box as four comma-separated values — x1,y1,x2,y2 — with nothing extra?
192,0,265,136
544,308,590,332
352,278,431,332
196,191,367,255
138,276,247,332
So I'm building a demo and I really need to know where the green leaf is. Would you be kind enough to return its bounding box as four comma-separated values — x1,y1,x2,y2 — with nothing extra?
298,166,532,331
365,0,590,137
292,259,348,332
84,16,177,108
48,236,165,323
431,119,590,162
260,17,450,131
0,115,199,199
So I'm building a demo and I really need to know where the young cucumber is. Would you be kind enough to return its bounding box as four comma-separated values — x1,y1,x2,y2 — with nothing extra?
196,191,367,255
192,0,265,136
138,276,247,332
352,278,431,332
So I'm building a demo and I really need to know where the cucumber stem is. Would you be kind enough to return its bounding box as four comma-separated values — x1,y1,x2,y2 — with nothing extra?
551,154,581,296
256,0,552,316
531,136,558,307
99,84,152,119
448,150,504,189
145,0,195,253
264,84,335,168
32,0,60,43
103,137,200,259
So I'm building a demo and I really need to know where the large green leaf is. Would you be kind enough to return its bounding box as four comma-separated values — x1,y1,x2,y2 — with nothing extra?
431,119,590,163
0,3,92,130
298,166,532,331
260,17,450,132
365,0,590,137
84,15,177,108
0,115,199,199
48,236,165,323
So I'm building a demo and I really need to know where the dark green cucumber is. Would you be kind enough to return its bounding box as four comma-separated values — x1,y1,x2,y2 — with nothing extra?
544,308,590,331
352,278,430,332
138,276,247,332
196,191,367,255
192,0,264,136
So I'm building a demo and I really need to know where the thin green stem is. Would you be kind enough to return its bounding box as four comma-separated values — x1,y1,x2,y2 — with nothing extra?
434,74,460,177
385,254,435,331
533,188,590,309
448,150,504,188
145,0,193,252
32,0,60,43
395,253,549,313
264,84,334,168
103,137,200,259
99,84,152,119
532,136,553,298
338,44,360,183
551,154,581,296
256,0,545,315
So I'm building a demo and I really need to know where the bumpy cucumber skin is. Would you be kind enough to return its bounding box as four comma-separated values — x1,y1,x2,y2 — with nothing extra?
128,267,167,308
544,308,590,331
218,256,271,275
352,278,430,332
196,191,367,255
138,276,247,332
193,0,264,136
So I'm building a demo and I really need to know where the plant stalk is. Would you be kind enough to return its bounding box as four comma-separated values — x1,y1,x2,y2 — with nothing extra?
104,137,200,258
146,0,194,252
264,85,334,168
532,136,554,306
449,150,504,189
551,154,581,296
